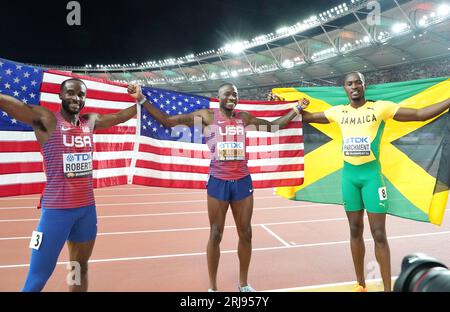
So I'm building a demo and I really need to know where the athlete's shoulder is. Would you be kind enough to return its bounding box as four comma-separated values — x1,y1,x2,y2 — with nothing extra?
326,104,346,113
373,100,397,107
80,113,97,129
236,111,251,118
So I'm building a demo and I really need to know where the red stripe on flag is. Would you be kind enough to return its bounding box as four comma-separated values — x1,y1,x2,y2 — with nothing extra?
0,142,135,153
248,164,304,174
45,70,129,88
0,141,40,152
247,136,303,145
133,176,206,189
210,99,297,105
236,109,292,118
0,162,44,174
94,127,136,135
0,182,45,197
94,142,135,152
252,178,303,188
41,82,135,103
136,160,209,174
40,102,132,115
138,143,303,159
94,159,131,170
93,176,129,188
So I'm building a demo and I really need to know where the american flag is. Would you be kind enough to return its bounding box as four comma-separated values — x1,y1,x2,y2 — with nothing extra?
0,58,136,197
0,57,304,197
131,87,305,189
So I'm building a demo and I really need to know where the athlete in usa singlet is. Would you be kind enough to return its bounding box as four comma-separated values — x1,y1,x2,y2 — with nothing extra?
206,109,249,181
42,112,95,208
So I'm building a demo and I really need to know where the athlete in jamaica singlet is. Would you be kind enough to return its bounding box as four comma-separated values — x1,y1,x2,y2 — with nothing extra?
300,71,450,292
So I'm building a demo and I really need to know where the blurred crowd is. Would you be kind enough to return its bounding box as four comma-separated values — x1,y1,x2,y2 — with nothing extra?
236,56,450,100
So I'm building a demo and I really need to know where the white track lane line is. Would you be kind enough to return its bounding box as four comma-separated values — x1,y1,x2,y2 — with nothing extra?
0,191,206,201
0,214,346,240
0,195,303,210
260,224,291,247
1,231,449,269
0,203,334,223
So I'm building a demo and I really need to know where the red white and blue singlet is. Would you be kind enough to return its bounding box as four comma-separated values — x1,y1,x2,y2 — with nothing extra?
206,109,249,180
41,112,95,209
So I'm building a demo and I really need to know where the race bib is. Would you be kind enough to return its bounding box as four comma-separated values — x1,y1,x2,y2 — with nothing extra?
217,142,245,161
63,152,93,178
343,137,371,156
29,230,43,250
378,187,388,201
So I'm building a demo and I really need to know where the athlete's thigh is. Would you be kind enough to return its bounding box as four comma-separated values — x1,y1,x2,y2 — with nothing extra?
361,173,388,213
207,195,230,229
67,240,96,264
342,174,364,212
230,195,254,230
67,205,97,263
367,212,387,233
30,208,75,267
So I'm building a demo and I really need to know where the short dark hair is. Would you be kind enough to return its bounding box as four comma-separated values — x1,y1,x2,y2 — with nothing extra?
60,78,87,91
343,71,365,85
218,82,235,91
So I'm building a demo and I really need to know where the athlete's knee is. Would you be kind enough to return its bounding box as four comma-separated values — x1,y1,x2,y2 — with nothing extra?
78,261,89,275
209,225,224,246
349,222,364,238
371,228,387,244
237,224,252,242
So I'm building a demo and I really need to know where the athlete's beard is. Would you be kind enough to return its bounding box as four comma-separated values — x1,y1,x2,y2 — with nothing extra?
223,101,236,110
61,99,84,115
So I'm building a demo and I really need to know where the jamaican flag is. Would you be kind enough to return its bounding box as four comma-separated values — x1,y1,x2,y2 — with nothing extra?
275,77,450,225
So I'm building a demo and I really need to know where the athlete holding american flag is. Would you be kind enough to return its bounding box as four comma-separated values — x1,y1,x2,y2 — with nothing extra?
137,82,309,292
0,79,142,291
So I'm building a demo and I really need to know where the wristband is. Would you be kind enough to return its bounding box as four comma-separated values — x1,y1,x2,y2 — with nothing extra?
292,104,303,115
137,97,147,105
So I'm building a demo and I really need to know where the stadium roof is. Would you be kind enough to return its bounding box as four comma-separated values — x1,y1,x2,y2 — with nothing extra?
26,0,450,93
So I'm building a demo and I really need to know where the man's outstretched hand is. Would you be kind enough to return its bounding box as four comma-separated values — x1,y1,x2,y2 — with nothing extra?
127,83,145,101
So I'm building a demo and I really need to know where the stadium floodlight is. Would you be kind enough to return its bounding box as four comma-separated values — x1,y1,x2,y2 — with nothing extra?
282,59,294,69
223,41,246,54
253,35,268,43
276,26,289,35
438,4,450,16
392,22,408,33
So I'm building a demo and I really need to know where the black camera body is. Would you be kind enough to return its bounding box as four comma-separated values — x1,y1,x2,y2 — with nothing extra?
394,253,450,292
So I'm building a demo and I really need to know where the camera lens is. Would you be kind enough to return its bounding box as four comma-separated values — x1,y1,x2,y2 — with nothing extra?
394,253,450,292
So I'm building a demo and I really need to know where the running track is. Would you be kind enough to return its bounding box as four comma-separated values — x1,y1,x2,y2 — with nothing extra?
0,185,449,292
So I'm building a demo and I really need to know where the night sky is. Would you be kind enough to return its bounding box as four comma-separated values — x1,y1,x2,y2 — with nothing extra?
0,0,333,66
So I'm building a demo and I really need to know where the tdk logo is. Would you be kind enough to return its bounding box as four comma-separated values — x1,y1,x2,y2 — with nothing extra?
345,137,369,144
66,153,91,162
219,126,244,136
218,142,244,149
63,135,92,148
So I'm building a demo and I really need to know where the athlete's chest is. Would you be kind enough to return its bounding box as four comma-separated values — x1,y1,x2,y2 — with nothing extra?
215,117,245,136
337,107,382,128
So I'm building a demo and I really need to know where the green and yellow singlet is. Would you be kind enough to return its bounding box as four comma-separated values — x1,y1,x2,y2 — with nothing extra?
324,100,400,165
324,100,400,213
